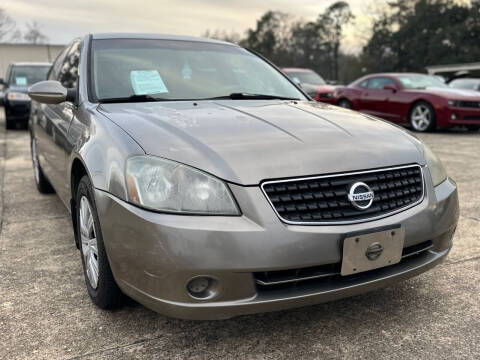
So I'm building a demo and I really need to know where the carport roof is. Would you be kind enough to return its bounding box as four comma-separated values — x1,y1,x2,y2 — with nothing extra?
426,62,480,75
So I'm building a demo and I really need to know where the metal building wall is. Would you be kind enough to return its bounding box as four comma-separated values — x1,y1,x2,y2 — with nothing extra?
0,43,66,78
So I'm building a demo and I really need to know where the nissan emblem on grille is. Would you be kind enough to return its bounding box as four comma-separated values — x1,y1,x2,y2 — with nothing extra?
348,182,374,210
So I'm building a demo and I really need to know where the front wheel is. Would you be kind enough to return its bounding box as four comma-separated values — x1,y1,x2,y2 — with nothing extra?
5,115,14,130
76,175,125,309
337,98,352,109
409,102,436,132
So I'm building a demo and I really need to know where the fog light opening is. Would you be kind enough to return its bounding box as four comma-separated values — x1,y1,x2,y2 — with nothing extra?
186,276,218,300
451,113,458,120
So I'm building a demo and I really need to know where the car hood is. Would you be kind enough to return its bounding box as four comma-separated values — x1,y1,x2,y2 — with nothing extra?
7,85,28,93
98,100,424,185
408,87,480,100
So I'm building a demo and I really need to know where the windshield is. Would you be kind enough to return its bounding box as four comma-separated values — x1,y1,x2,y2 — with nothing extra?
449,78,480,90
8,65,50,86
286,71,326,85
396,74,448,89
91,39,306,102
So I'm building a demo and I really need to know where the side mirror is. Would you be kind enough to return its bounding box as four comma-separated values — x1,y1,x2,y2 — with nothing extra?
28,80,75,104
383,84,397,92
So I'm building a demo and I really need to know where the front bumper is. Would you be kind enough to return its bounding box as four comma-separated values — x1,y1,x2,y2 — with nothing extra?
5,99,31,120
95,171,458,320
438,106,480,127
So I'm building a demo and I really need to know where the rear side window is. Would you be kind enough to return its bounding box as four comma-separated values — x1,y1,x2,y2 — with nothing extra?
58,41,81,88
368,77,396,89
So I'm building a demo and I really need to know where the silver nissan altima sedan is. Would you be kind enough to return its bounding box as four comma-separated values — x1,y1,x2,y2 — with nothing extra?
28,33,459,320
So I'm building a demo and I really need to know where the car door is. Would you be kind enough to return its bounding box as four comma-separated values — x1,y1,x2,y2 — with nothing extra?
34,46,69,187
362,77,402,121
35,41,81,205
354,79,371,112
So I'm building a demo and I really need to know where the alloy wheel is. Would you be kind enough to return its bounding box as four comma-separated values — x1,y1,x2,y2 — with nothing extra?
80,196,99,289
410,104,432,131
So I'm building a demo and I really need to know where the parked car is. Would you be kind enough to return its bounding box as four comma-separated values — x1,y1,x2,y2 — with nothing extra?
334,73,480,131
449,78,480,92
282,68,336,104
28,34,458,320
1,62,51,129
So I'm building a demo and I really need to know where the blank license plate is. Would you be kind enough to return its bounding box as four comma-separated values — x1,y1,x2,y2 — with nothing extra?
341,227,405,276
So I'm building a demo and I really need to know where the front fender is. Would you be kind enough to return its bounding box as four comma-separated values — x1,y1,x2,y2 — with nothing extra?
67,105,145,202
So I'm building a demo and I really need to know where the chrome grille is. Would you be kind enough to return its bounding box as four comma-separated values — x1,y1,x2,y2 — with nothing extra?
261,165,424,225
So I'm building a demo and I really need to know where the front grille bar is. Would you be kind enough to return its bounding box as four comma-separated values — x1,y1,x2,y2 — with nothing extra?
255,240,433,286
261,164,425,225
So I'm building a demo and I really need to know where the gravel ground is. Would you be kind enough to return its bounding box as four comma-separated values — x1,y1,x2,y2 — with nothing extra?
0,113,479,359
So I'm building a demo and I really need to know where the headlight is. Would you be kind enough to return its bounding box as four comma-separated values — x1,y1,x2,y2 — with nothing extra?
126,156,240,215
423,144,447,186
7,92,30,101
447,100,460,107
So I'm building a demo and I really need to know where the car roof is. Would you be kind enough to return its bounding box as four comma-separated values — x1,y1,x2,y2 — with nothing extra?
282,68,314,73
91,33,236,46
10,62,52,66
364,72,431,78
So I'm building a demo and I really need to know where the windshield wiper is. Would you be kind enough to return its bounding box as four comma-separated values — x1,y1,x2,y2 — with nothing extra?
206,93,300,100
98,94,169,104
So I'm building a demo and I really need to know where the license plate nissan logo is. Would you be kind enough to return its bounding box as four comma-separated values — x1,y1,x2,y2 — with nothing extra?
348,182,374,210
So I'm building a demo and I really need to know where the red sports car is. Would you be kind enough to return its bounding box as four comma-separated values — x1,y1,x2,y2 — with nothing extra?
334,73,480,132
282,68,336,104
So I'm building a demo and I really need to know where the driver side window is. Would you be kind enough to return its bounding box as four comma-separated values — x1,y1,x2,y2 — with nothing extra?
368,77,395,89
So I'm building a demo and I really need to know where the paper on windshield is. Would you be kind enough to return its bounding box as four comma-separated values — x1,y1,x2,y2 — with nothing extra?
130,70,168,95
15,77,27,86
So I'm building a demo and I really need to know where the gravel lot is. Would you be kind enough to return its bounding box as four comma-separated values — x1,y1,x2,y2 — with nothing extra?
0,112,479,359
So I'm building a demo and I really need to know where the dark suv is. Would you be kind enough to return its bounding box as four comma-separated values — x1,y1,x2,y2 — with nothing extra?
1,62,51,129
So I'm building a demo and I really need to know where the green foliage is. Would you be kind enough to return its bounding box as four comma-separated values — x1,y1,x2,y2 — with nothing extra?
205,0,480,82
362,0,480,73
238,3,354,82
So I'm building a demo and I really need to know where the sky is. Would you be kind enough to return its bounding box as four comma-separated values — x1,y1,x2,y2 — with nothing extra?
2,0,473,52
2,0,380,53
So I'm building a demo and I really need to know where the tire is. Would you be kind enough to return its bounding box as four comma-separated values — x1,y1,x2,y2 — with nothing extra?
76,175,124,309
30,137,54,193
5,115,14,130
409,101,436,132
338,98,352,109
466,125,480,131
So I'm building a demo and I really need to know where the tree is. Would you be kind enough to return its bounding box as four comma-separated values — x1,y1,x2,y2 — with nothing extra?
319,1,354,81
24,21,48,44
0,8,16,42
202,29,241,44
239,11,293,65
361,0,480,73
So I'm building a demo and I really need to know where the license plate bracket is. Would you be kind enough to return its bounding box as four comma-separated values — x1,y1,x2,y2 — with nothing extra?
341,227,405,276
